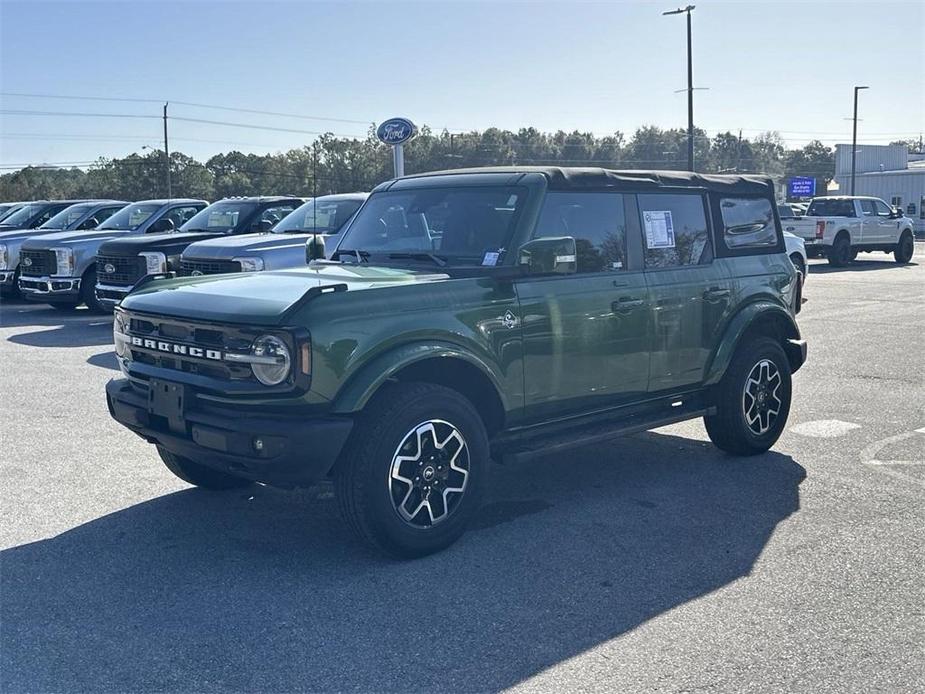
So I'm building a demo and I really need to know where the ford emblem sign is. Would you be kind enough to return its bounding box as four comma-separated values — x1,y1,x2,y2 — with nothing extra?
103,263,116,274
376,118,417,146
22,257,32,266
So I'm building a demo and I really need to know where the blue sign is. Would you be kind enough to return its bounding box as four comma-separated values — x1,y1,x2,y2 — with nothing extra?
788,176,816,198
376,118,417,146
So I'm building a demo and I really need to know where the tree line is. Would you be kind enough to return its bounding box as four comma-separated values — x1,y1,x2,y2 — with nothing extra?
0,125,854,202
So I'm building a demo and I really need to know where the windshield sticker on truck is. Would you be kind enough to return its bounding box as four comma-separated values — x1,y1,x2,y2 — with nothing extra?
643,211,676,249
481,251,500,266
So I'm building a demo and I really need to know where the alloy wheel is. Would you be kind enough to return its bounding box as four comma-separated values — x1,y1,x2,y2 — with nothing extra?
742,359,783,435
389,419,470,527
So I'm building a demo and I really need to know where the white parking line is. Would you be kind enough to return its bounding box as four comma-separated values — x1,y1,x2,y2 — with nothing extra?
790,419,861,438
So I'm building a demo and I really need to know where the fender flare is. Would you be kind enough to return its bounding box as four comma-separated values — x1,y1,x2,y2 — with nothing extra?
703,301,802,386
331,340,510,414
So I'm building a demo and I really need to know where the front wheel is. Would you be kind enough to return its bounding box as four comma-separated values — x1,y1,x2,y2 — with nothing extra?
335,382,488,558
827,235,852,267
157,447,253,489
894,232,914,264
705,337,792,456
80,268,109,313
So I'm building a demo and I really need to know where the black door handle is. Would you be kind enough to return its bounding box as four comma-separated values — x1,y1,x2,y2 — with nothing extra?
703,287,731,302
613,296,645,313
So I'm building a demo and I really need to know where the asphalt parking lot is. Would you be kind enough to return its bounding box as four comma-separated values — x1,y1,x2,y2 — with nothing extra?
1,247,923,694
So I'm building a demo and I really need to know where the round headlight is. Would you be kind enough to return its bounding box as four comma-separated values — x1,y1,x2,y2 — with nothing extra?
250,335,291,386
113,313,128,358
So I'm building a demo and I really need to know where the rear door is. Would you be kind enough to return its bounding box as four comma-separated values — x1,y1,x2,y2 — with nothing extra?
517,190,649,420
858,199,879,243
640,191,733,393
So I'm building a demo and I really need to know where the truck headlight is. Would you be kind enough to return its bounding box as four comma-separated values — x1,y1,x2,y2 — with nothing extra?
53,247,75,276
139,251,166,274
0,244,7,270
234,256,264,273
113,312,129,358
249,334,290,385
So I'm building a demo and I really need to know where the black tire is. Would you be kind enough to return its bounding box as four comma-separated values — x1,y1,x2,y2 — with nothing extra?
827,234,852,267
848,249,859,261
894,231,914,264
49,301,81,311
334,382,488,558
80,267,109,313
157,446,253,490
704,337,792,456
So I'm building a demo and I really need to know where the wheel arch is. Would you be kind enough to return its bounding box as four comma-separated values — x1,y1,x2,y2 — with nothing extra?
331,342,509,437
704,302,804,386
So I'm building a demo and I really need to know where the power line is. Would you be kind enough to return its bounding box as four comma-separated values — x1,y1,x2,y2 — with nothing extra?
0,109,158,119
169,115,368,138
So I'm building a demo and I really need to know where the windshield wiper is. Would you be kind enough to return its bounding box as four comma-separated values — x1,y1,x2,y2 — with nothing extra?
332,248,369,263
388,252,447,267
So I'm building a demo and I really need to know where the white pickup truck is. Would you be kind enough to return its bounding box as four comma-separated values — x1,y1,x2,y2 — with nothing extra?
781,196,916,267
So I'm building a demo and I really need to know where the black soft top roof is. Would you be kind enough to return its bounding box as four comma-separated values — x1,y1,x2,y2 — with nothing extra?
391,166,775,196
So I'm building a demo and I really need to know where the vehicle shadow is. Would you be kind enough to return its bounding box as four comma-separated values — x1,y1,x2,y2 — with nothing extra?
808,258,918,274
0,303,110,329
0,432,805,692
87,350,119,371
7,321,113,348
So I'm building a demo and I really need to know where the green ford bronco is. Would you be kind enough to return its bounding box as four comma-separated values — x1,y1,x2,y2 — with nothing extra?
107,167,806,557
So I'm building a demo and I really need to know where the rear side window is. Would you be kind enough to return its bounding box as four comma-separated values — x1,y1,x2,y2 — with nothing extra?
807,199,855,217
720,197,777,250
638,193,710,268
533,192,627,272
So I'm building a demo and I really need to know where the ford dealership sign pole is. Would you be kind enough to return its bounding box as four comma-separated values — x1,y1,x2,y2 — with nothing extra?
377,118,417,177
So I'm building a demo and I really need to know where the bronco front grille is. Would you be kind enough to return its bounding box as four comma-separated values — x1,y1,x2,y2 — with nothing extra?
20,250,55,277
178,259,241,276
98,255,145,285
123,311,257,382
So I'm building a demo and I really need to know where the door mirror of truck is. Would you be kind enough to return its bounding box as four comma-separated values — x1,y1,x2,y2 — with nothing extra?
255,219,274,232
79,217,100,230
148,217,175,233
518,236,577,275
890,208,903,219
305,234,326,262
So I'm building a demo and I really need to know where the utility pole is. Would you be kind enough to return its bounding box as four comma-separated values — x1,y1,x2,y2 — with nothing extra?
663,5,696,171
163,102,172,198
850,86,868,195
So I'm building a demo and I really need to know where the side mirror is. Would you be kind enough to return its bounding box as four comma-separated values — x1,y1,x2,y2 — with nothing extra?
148,217,175,233
305,234,326,263
79,217,100,230
890,207,903,219
518,236,577,275
255,219,273,232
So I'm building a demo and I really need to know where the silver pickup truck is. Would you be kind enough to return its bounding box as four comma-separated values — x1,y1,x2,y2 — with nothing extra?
781,196,916,266
18,199,206,311
178,193,368,276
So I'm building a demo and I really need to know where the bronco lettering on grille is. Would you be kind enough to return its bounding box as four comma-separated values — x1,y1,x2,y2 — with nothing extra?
130,336,223,361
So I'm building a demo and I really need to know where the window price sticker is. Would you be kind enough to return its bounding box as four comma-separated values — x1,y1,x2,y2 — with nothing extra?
643,211,676,249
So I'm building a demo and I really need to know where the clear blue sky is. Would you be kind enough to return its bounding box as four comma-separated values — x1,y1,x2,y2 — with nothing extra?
1,0,922,168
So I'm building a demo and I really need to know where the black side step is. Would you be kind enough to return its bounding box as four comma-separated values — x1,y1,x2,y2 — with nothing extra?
494,401,716,465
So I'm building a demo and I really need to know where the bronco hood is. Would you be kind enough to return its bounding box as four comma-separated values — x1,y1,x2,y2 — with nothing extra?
21,228,132,249
99,231,223,257
182,232,316,260
120,263,449,325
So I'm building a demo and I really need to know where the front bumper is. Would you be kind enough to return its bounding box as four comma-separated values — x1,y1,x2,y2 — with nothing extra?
95,283,130,310
0,271,16,287
19,275,81,300
106,378,353,487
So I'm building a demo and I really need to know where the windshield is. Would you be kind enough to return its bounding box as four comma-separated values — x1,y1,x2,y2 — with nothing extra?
180,201,256,233
335,186,527,263
0,204,19,221
807,199,855,217
0,203,43,227
40,203,95,229
272,198,363,234
98,203,162,230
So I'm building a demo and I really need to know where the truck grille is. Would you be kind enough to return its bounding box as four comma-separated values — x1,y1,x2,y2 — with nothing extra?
178,259,241,276
20,250,55,277
97,255,145,285
122,310,257,382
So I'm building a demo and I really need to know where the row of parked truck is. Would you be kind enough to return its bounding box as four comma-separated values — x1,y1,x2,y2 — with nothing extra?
0,194,368,311
0,192,915,317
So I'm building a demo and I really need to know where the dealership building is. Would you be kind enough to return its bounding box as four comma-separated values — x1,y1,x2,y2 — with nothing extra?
829,144,925,235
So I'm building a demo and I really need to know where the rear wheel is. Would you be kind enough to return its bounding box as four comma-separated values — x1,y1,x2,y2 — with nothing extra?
705,337,792,456
827,234,852,267
49,301,80,311
894,231,914,264
157,447,253,490
335,382,488,558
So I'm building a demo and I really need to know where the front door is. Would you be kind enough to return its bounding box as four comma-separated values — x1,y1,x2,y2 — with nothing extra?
873,199,899,243
639,191,733,393
517,191,649,421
